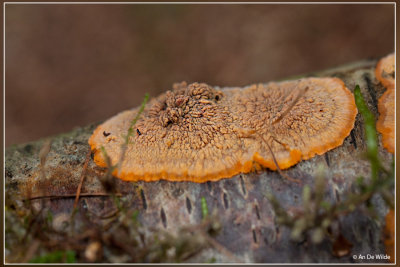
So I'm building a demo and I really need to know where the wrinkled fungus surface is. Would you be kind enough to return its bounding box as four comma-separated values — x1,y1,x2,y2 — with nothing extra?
376,53,395,154
89,78,357,182
233,78,358,170
90,82,250,182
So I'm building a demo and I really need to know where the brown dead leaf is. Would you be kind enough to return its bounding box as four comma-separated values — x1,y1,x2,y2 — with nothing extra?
332,233,353,258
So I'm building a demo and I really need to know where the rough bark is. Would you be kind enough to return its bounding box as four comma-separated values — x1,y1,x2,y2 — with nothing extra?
5,58,394,263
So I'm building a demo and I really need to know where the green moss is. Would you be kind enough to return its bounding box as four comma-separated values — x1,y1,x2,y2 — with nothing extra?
29,250,76,263
354,85,379,181
201,197,209,219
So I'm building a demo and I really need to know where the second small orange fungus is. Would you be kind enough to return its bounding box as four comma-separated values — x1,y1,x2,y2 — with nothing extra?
376,53,395,154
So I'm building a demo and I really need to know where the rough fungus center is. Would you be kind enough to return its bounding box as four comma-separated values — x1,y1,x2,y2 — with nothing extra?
89,77,358,182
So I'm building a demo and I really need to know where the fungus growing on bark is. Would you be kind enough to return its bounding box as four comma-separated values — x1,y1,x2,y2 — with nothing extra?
89,82,253,182
376,53,395,154
89,78,357,182
232,77,357,170
375,53,395,90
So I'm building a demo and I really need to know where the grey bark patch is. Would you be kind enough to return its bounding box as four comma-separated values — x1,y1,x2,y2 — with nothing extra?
186,196,192,214
206,181,212,191
140,189,147,210
363,73,378,108
160,207,167,228
222,192,229,209
252,229,258,244
254,203,261,220
239,175,247,196
324,153,330,167
350,129,358,149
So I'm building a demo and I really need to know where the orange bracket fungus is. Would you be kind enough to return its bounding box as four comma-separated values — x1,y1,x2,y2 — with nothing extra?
376,53,395,154
89,78,357,183
232,78,357,171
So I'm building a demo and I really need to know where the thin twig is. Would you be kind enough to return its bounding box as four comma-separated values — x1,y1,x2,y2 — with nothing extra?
36,139,52,213
117,93,149,175
73,149,92,209
22,239,41,263
183,217,242,262
26,192,123,201
265,141,301,184
273,86,309,124
257,134,302,184
203,234,242,263
99,208,120,219
99,146,117,193
39,139,52,180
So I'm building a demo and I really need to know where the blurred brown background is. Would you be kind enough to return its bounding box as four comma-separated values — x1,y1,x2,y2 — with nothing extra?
5,4,394,146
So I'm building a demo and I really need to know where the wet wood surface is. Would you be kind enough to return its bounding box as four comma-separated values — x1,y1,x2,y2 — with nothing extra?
5,58,394,263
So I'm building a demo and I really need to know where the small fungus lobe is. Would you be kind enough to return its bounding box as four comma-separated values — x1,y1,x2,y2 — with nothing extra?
375,53,395,90
376,53,395,154
89,78,357,182
231,78,357,170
